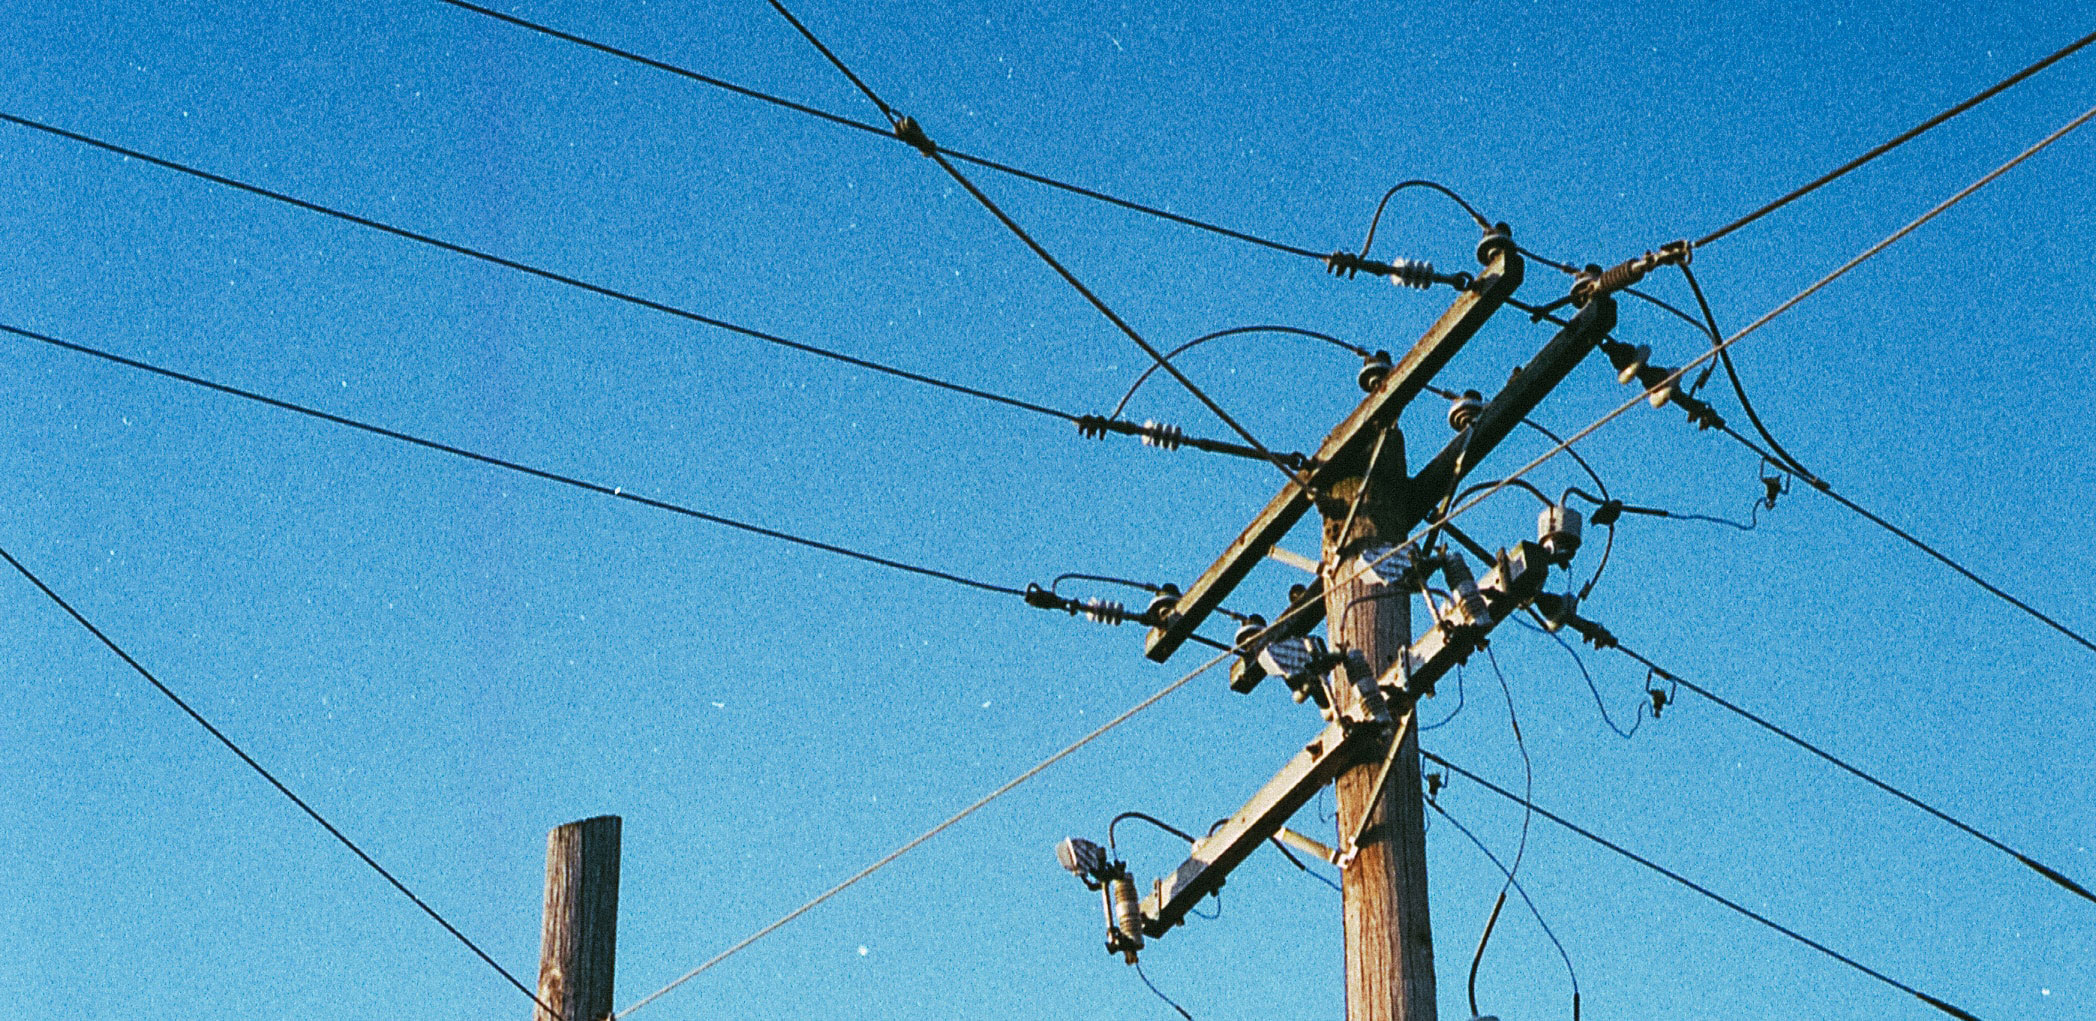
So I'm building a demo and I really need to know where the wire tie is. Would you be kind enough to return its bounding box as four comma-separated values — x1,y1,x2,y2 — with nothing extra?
892,115,937,157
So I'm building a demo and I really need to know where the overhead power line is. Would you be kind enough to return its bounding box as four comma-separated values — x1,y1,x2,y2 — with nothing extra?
758,0,1306,488
0,544,557,1017
432,0,1327,262
1714,418,2096,656
1396,98,2096,585
2,321,1024,598
0,113,1078,428
615,631,1245,1017
1594,630,2096,905
1695,26,2096,248
1422,752,1986,1021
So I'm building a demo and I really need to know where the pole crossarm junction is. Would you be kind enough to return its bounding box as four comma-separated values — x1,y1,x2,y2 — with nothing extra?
1143,235,1526,663
1134,539,1552,938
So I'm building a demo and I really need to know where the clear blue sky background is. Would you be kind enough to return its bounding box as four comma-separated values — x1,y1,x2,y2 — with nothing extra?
2,3,2091,1019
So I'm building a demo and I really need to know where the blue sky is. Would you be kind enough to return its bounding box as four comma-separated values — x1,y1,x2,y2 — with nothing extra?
2,3,2091,1020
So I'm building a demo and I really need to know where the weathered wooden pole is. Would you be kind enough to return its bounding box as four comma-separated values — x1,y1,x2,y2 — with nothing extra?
535,815,622,1021
1321,440,1435,1021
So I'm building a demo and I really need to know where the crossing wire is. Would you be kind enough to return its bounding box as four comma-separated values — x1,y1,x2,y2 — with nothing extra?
2,321,1024,598
758,0,1309,488
0,544,560,1019
1387,98,2096,606
1695,26,2096,248
437,0,1328,259
0,113,1081,430
1603,634,2096,905
1423,752,1985,1021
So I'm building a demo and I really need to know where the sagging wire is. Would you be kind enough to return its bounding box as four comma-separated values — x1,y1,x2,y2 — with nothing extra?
1483,647,1534,912
1134,960,1194,1020
1421,663,1466,731
1428,794,1582,1021
1325,180,1491,285
1108,325,1370,421
1519,613,1664,739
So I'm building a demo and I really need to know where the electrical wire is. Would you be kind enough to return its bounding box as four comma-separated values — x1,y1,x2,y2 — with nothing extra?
1357,179,1494,255
1421,751,1986,1021
1421,663,1465,731
1529,616,1644,739
1483,647,1534,900
1109,811,1199,849
0,113,1079,430
1694,27,2096,248
1383,97,2096,610
759,0,1307,488
433,0,1328,262
2,321,1025,598
1108,325,1368,421
1428,796,1580,1021
1601,638,2096,906
0,544,560,1018
1667,255,2096,652
1134,960,1195,1020
614,578,1346,1017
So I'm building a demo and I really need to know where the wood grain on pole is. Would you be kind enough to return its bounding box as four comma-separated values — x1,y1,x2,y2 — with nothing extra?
536,815,622,1021
1322,454,1435,1021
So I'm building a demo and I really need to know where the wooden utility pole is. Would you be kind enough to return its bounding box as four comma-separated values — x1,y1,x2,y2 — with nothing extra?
535,815,622,1021
1321,448,1435,1021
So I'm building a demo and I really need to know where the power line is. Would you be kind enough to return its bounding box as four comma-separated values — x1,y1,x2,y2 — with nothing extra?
0,543,559,1018
1393,97,2096,588
1598,635,2096,906
0,112,1079,429
1713,419,2096,657
1695,27,2096,248
758,0,1306,487
2,320,1024,598
1422,751,1986,1021
614,635,1242,1017
430,1,1328,262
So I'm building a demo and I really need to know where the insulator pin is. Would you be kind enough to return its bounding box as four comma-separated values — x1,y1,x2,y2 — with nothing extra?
1139,420,1184,450
1447,389,1485,432
1357,350,1393,392
1388,257,1438,290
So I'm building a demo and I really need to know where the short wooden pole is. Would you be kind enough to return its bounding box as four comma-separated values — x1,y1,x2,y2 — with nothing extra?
535,815,622,1021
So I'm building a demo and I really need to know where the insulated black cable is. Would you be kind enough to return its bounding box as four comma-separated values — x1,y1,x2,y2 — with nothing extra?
1695,27,2096,248
1526,616,1644,740
1133,960,1195,1020
1357,179,1494,255
1712,420,2096,657
1109,811,1199,850
0,113,1077,429
1483,648,1535,909
2,321,1025,598
1108,325,1368,421
0,544,559,1018
1429,797,1581,1021
435,1,1328,262
1603,638,2096,906
1421,751,1987,1021
1678,262,1818,483
759,0,1307,489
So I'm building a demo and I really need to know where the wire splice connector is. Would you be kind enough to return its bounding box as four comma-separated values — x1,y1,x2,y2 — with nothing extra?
1570,240,1692,308
892,115,937,157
